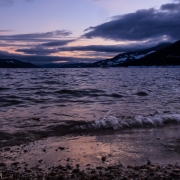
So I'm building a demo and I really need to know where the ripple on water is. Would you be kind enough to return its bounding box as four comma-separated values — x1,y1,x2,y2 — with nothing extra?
136,92,149,96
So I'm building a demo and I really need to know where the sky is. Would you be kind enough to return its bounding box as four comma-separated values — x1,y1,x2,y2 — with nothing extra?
0,0,180,65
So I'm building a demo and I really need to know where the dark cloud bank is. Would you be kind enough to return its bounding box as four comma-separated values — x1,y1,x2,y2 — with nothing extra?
83,1,180,43
16,43,157,56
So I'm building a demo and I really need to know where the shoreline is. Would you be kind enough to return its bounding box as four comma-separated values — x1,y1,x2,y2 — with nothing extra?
1,126,180,179
1,113,180,148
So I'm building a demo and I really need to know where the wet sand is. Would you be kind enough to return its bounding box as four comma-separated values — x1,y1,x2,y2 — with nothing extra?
0,125,180,179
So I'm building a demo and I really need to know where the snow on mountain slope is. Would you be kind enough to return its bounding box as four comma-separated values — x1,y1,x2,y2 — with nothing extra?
92,43,171,67
95,50,157,67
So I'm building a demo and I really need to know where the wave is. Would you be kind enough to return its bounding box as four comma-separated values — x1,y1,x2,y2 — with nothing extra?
136,91,149,96
54,89,123,98
1,112,180,146
72,112,180,131
0,87,10,91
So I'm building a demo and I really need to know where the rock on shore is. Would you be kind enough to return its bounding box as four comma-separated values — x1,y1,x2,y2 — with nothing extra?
0,161,180,180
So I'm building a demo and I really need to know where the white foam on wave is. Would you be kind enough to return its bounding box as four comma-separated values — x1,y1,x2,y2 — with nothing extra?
74,113,180,131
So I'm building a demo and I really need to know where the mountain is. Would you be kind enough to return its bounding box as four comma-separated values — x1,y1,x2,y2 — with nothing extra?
124,40,180,66
90,42,172,67
0,59,38,68
1,41,179,68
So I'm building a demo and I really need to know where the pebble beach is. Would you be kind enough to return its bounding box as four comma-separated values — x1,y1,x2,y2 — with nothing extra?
1,126,180,180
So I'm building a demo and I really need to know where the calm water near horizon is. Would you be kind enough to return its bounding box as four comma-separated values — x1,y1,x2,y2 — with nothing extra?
0,68,180,145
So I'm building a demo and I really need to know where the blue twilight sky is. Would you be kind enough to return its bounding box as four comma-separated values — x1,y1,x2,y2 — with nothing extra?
0,0,180,64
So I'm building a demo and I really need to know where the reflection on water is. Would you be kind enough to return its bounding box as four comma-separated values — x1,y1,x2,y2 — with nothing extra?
1,125,180,171
95,125,180,165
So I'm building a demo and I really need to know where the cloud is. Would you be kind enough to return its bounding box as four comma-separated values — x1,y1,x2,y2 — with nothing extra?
14,44,140,56
0,30,75,50
16,47,59,55
0,50,97,64
57,44,140,53
41,39,75,47
15,38,166,56
0,30,76,56
160,1,180,11
16,45,121,56
0,43,34,47
83,2,180,42
0,30,72,41
57,38,169,53
14,39,76,55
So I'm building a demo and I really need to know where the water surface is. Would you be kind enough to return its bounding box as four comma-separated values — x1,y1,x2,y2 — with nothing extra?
0,68,180,144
